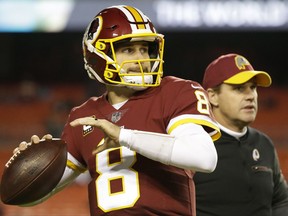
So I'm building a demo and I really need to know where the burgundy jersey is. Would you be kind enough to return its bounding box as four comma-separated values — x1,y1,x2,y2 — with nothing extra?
62,76,220,216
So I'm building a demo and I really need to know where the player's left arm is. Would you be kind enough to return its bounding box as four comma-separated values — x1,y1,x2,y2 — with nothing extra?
121,122,218,172
70,117,218,173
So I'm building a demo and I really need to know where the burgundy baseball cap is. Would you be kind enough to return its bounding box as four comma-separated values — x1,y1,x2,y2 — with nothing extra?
202,53,272,89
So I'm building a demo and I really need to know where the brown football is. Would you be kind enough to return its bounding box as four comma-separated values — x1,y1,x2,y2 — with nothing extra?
0,139,67,205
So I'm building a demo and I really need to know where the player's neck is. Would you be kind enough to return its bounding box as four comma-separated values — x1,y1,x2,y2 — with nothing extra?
106,85,135,105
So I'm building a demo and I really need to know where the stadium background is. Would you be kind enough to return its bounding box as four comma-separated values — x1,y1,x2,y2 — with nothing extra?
0,0,288,215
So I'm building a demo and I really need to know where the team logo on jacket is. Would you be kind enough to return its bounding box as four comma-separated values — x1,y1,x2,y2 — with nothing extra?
252,148,260,161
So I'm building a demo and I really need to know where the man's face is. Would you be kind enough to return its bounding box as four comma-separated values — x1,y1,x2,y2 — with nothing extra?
212,79,258,130
114,41,151,73
112,41,154,89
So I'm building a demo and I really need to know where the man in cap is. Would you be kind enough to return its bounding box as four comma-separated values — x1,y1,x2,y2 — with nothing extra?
194,53,288,216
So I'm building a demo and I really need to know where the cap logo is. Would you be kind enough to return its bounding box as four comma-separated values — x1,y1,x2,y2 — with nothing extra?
235,55,251,70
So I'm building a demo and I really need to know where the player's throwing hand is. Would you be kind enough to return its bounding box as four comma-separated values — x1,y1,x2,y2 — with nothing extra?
70,117,121,154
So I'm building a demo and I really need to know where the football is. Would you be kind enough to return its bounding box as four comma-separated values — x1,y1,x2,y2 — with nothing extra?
0,139,67,205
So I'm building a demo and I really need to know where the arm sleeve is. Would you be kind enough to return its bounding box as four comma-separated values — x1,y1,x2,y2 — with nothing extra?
272,149,288,216
120,122,217,173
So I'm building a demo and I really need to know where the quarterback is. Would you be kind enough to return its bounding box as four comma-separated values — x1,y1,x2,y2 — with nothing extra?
14,5,220,216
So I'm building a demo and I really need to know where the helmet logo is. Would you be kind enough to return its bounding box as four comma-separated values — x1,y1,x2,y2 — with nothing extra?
85,17,102,43
87,19,99,40
235,55,251,70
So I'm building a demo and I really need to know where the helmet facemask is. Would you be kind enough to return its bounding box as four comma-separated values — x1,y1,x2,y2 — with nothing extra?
97,34,164,90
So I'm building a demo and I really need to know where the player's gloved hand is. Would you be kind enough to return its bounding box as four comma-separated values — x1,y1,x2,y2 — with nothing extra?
70,116,121,154
13,134,53,154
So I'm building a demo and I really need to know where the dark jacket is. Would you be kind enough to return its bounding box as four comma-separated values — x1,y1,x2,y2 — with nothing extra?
194,127,288,216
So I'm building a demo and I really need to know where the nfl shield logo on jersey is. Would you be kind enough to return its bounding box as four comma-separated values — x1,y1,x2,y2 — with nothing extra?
111,112,122,123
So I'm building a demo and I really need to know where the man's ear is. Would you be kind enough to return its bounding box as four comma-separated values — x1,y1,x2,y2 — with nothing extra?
206,88,219,107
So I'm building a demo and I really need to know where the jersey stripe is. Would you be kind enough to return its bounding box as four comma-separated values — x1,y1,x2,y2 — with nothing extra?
167,115,221,141
67,159,87,173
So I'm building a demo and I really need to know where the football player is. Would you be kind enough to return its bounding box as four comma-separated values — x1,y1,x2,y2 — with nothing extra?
15,5,220,215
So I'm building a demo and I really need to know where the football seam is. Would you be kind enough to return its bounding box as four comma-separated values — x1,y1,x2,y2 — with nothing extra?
5,143,33,168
